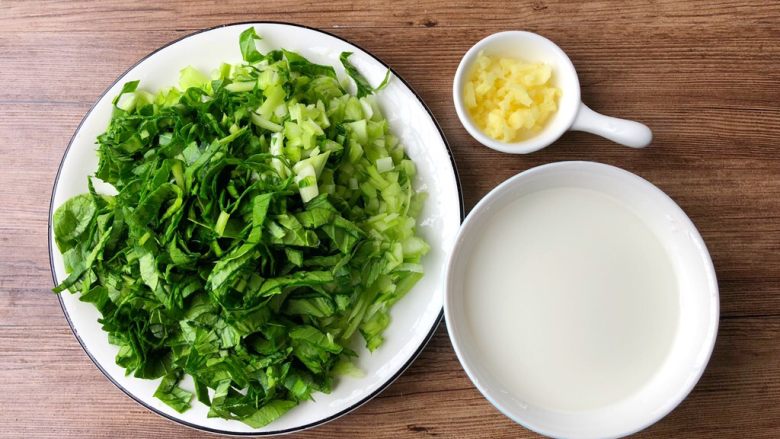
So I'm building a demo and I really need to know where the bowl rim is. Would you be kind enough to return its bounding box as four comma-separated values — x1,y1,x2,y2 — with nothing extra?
452,30,582,154
48,20,465,436
443,160,719,439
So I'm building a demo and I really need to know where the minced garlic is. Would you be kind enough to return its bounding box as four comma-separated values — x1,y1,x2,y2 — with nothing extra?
464,53,561,142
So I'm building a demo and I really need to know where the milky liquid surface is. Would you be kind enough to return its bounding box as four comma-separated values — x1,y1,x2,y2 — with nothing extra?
464,187,679,411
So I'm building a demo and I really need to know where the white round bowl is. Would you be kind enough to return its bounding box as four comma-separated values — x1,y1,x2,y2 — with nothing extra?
453,31,653,153
444,161,718,438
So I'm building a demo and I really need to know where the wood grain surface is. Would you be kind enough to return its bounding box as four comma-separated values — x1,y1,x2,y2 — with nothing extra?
1,0,779,437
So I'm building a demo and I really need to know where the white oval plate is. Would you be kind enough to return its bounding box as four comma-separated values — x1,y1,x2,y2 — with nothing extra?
49,22,463,435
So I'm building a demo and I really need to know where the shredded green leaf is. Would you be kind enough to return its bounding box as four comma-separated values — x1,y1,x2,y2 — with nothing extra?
239,27,264,63
52,27,428,427
339,52,391,98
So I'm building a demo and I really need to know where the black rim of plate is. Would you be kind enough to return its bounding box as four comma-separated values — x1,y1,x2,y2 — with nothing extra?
48,21,465,436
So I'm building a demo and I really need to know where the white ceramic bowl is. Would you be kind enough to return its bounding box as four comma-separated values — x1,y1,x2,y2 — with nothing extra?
444,162,718,439
453,31,653,153
49,22,464,435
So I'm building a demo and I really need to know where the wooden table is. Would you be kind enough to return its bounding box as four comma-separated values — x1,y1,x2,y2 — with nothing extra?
2,1,779,437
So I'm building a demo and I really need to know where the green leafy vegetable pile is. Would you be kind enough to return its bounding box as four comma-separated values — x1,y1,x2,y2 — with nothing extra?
52,27,429,427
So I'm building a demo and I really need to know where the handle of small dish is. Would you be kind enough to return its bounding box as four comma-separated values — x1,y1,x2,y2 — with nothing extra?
570,102,653,148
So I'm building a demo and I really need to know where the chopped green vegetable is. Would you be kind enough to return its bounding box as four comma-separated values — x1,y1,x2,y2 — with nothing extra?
53,27,428,428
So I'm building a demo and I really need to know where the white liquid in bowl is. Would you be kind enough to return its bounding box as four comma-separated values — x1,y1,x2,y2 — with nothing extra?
464,187,679,411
